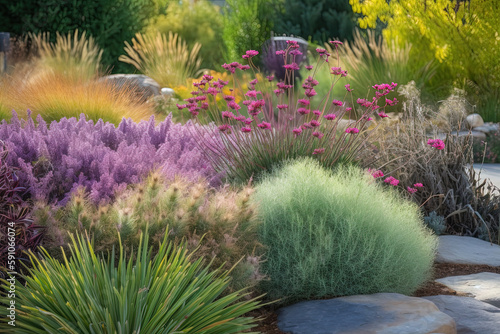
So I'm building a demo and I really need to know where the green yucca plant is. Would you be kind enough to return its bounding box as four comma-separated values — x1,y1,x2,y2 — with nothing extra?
119,32,202,88
0,229,262,333
30,30,103,81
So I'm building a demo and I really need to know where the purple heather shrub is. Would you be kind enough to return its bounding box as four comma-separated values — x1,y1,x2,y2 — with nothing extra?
0,111,223,204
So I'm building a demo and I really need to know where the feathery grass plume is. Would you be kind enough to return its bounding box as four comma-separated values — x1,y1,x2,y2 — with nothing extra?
323,30,441,112
181,40,394,184
0,229,262,333
373,83,500,243
119,31,202,88
2,71,153,125
33,173,263,291
30,30,103,81
253,158,437,304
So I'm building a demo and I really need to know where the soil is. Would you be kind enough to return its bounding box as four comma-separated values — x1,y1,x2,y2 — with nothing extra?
251,263,500,334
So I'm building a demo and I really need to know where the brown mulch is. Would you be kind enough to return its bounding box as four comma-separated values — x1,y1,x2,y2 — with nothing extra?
251,263,500,334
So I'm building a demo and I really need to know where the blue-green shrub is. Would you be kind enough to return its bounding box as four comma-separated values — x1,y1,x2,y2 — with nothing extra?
253,158,437,303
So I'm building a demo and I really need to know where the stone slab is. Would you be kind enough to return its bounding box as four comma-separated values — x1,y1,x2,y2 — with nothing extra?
424,295,500,334
277,293,456,334
436,272,500,308
436,235,500,266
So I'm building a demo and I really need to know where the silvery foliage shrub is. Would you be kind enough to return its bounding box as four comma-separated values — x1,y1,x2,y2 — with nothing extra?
0,111,223,204
423,211,446,235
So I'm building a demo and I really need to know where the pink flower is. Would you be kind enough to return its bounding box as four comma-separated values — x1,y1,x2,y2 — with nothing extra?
427,139,445,150
297,107,310,115
329,40,343,46
242,100,252,106
238,64,251,70
312,131,324,139
371,170,384,178
345,127,359,134
305,65,313,70
332,99,343,106
223,95,235,101
257,122,272,129
245,90,260,98
378,112,389,118
293,128,302,135
305,89,317,97
219,124,231,132
227,101,241,110
242,50,259,59
312,109,321,116
266,75,274,81
276,50,286,55
310,120,320,127
206,87,218,95
277,104,288,110
324,114,336,120
274,89,284,96
241,126,252,133
345,84,352,92
283,63,300,71
384,176,395,184
203,74,214,81
176,104,187,110
345,107,353,112
414,183,424,188
331,67,343,75
286,40,299,48
298,99,310,106
407,187,418,194
290,49,302,56
221,111,234,119
390,179,399,186
316,48,327,54
312,148,325,155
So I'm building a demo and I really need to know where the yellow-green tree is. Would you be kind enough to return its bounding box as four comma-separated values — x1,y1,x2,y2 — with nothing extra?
350,0,500,120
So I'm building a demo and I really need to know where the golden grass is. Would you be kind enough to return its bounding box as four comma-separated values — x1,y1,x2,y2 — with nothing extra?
1,69,154,125
119,32,202,88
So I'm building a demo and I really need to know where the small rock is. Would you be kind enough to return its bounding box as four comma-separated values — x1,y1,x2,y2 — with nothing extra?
466,113,484,129
436,235,500,267
277,293,456,334
450,130,487,141
99,74,160,102
436,272,500,307
423,295,500,334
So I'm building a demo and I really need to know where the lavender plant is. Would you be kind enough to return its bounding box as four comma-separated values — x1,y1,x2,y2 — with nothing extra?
0,111,223,204
177,40,398,183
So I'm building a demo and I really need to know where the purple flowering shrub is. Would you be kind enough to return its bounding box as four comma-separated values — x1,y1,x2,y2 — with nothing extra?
0,111,223,204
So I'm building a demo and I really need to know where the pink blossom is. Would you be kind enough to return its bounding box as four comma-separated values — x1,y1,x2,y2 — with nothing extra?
305,89,317,97
297,107,310,115
243,118,253,125
218,124,231,132
176,104,187,110
345,127,359,134
227,101,241,110
332,100,343,106
346,107,353,112
384,176,395,184
407,187,418,194
329,40,343,46
221,111,234,119
277,104,288,110
312,131,324,139
276,50,286,55
378,112,389,118
312,109,321,116
305,76,319,86
242,50,259,59
312,148,325,155
427,139,445,150
223,95,235,101
241,127,252,133
390,179,399,186
331,67,343,75
200,102,209,110
298,99,310,106
371,170,384,178
274,89,284,96
290,49,303,56
195,95,207,101
310,120,320,127
257,122,272,129
345,84,352,92
293,128,302,135
242,100,252,106
238,64,251,70
283,63,300,71
324,114,336,120
266,75,274,81
316,48,327,54
206,87,218,95
286,40,299,48
245,90,260,98
414,183,424,188
305,65,313,70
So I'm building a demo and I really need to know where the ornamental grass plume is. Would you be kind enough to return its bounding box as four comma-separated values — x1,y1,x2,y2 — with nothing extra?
177,40,399,183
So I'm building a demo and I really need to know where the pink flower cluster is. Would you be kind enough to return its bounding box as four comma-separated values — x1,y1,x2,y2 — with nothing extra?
372,169,424,194
427,139,445,150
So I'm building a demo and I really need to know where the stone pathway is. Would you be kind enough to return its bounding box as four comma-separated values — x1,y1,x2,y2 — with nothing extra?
277,235,500,334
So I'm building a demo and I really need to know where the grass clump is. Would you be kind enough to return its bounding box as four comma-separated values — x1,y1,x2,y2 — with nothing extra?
253,158,437,304
0,230,261,333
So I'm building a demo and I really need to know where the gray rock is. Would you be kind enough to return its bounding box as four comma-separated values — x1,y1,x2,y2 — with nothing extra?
423,295,500,334
466,114,484,129
436,235,500,266
99,74,160,102
277,293,456,334
450,130,487,141
473,125,497,134
436,272,500,307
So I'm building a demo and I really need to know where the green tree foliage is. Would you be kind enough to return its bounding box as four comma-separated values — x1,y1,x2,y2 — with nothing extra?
350,0,500,121
0,0,166,72
147,1,225,70
273,0,356,43
222,0,275,62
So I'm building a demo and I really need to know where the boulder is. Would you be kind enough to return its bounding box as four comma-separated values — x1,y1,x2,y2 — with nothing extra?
423,295,500,334
473,125,498,134
466,113,484,129
450,130,487,141
99,74,160,102
436,272,500,307
277,293,456,334
436,235,500,266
